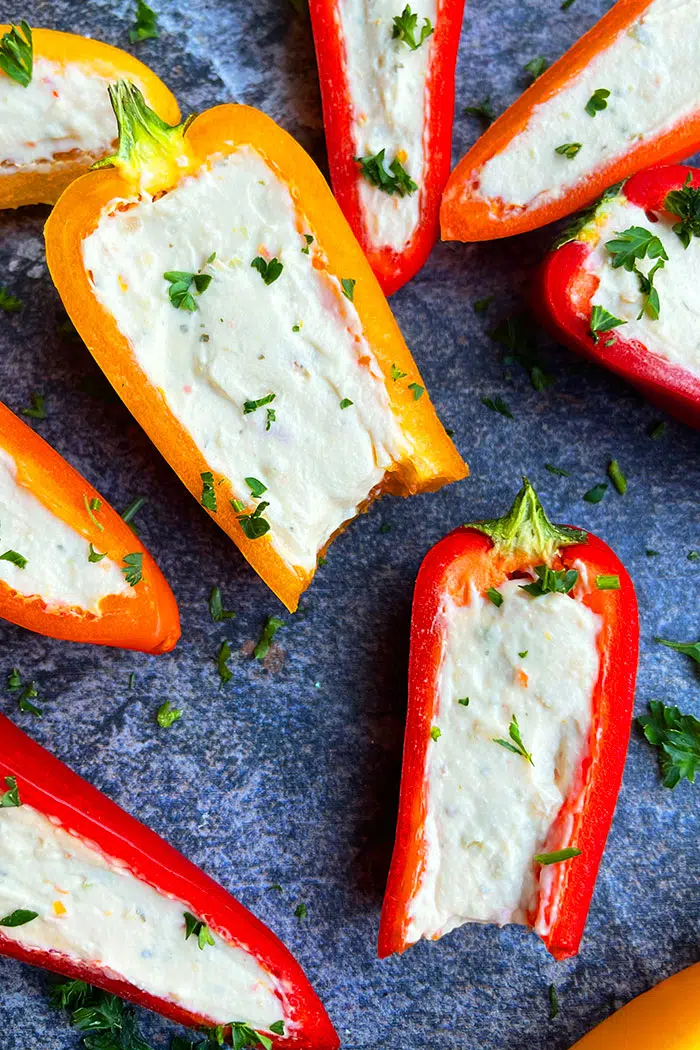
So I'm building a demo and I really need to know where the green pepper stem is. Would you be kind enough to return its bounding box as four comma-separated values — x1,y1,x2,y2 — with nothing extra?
92,80,192,181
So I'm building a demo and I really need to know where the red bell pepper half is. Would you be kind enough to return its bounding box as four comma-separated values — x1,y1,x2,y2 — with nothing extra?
0,715,339,1050
308,0,465,295
537,164,700,429
378,479,638,960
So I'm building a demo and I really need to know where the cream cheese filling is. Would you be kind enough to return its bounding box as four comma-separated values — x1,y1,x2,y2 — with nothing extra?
0,57,116,170
82,146,410,574
478,0,700,209
407,578,600,943
0,447,130,614
337,0,436,251
0,804,283,1029
588,195,700,379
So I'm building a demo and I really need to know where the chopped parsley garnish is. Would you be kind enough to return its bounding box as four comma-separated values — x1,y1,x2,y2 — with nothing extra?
341,277,356,301
534,847,582,864
646,548,660,557
294,903,307,919
120,495,147,528
121,552,143,586
254,615,285,660
635,257,665,319
129,0,159,41
339,398,353,409
243,392,276,415
20,392,46,420
473,295,494,313
128,672,136,689
520,564,578,597
0,549,27,568
665,174,700,248
608,459,627,494
524,55,548,80
392,4,433,49
585,88,610,116
183,911,215,950
51,980,158,1050
583,482,607,503
200,471,217,512
486,587,503,607
545,463,570,476
689,550,700,561
590,304,626,342
6,668,21,691
88,543,106,563
236,499,271,540
648,420,667,439
84,494,104,532
638,699,700,788
292,324,300,332
391,363,408,381
605,225,668,319
430,725,442,741
464,98,495,126
7,670,42,717
457,697,470,706
164,261,214,311
229,1023,276,1050
0,286,22,312
379,521,392,534
489,315,553,391
519,650,528,659
216,640,233,685
656,637,700,664
0,909,38,927
245,477,267,498
596,574,620,590
301,233,314,254
269,1022,285,1037
549,984,560,1021
156,700,182,728
494,714,533,764
481,395,513,419
0,22,32,87
357,148,418,197
251,256,283,285
554,142,582,159
0,776,20,808
209,585,235,622
408,382,424,400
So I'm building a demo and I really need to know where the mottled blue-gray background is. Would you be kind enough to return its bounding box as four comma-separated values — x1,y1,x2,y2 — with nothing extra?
0,0,698,1047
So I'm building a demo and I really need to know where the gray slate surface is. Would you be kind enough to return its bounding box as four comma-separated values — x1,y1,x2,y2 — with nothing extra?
0,0,698,1047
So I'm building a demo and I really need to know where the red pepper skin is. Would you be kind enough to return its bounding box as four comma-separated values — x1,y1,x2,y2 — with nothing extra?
378,510,638,961
0,716,339,1050
308,0,465,295
536,164,700,429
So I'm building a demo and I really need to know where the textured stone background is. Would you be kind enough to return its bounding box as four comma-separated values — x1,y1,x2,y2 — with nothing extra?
0,0,698,1047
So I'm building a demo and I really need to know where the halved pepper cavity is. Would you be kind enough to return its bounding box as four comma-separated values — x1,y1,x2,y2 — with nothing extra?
308,0,466,293
378,479,638,960
45,82,466,613
537,164,700,428
0,401,179,652
0,715,339,1049
0,25,179,209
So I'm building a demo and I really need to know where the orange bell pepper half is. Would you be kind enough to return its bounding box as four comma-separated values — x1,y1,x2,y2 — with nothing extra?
441,0,700,241
0,24,179,209
0,400,179,652
45,83,467,613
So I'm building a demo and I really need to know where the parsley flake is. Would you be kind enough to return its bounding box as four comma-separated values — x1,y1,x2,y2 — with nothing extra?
585,88,610,116
156,700,182,728
486,587,503,607
0,286,22,312
0,22,32,87
0,909,38,927
164,263,214,311
0,776,20,808
121,552,143,586
494,714,534,764
200,471,217,513
430,725,441,741
596,574,620,590
481,395,513,419
243,393,276,415
246,477,267,498
0,549,26,569
235,498,271,539
341,277,356,301
391,363,408,381
473,294,494,313
209,585,235,622
88,543,106,563
520,564,578,597
408,382,424,400
392,4,434,49
339,398,353,409
590,304,626,342
549,984,560,1020
656,637,700,664
216,640,233,685
84,494,104,532
583,482,607,503
357,148,417,196
464,99,495,127
130,0,159,41
649,420,667,440
638,699,700,788
534,847,582,864
545,463,570,476
555,142,582,159
254,615,285,660
251,256,283,285
524,55,548,81
457,697,470,707
608,459,627,494
665,174,700,248
183,911,215,950
294,902,307,920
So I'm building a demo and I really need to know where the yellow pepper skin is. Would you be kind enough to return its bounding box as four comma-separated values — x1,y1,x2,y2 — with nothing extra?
570,964,700,1050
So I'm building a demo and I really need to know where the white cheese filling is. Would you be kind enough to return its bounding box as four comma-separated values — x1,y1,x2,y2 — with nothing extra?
588,195,700,379
337,0,436,251
407,578,600,943
0,447,130,614
0,57,116,170
478,0,700,209
82,146,409,574
0,804,283,1029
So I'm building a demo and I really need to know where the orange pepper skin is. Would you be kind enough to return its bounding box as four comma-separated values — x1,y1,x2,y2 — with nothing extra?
441,0,700,242
0,401,180,653
0,28,179,210
45,100,467,613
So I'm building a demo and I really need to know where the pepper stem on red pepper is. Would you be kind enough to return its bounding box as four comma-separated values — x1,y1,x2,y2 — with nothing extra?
92,80,193,190
466,477,587,562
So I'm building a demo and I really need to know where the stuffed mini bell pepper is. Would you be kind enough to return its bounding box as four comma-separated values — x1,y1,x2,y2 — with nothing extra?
379,479,638,960
538,164,700,428
0,23,178,209
308,0,465,294
441,0,700,242
0,400,179,652
0,715,339,1049
45,83,466,613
